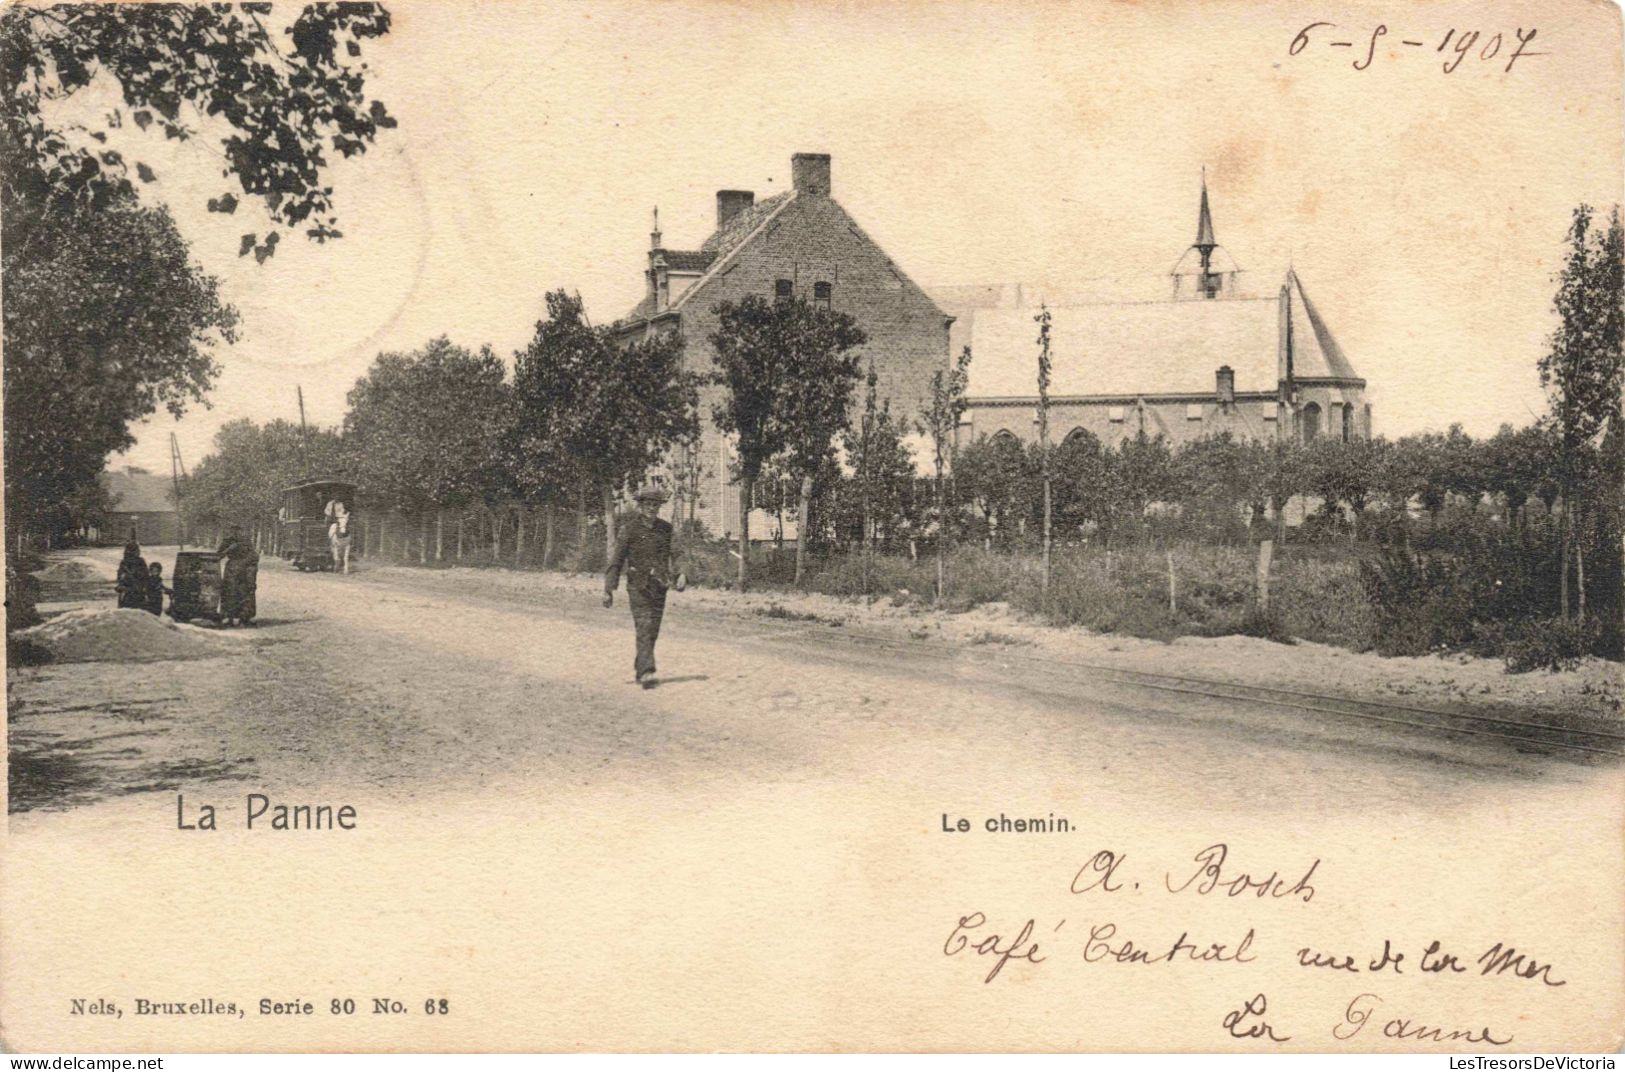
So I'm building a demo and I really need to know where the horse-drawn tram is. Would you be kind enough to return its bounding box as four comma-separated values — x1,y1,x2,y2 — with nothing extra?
279,480,356,572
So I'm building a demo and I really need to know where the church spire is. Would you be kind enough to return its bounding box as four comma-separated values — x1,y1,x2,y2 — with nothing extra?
1195,168,1216,251
650,206,662,250
1190,169,1221,299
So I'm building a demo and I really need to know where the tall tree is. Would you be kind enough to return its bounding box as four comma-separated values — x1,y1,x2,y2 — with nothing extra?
511,291,699,561
1034,307,1054,595
709,295,866,590
837,364,919,568
344,338,510,558
1540,205,1624,618
3,201,237,544
917,346,973,602
1,3,396,543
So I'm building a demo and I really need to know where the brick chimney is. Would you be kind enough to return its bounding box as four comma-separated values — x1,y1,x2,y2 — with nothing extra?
1215,365,1235,408
716,189,755,227
792,153,831,196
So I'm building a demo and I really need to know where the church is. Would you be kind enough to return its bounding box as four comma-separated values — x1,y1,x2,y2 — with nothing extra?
934,177,1370,452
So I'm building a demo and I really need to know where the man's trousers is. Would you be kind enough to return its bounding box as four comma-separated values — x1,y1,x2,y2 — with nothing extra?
627,584,667,678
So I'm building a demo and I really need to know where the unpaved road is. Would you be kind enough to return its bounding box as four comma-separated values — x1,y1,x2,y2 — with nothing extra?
7,549,1610,815
5,549,1622,1051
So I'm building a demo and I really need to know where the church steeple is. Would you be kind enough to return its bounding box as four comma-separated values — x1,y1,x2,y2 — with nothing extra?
1195,169,1216,252
1193,169,1219,298
1172,169,1231,300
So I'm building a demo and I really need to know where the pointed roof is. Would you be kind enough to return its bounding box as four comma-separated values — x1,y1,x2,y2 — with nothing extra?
618,192,797,325
1283,269,1359,380
1195,172,1215,249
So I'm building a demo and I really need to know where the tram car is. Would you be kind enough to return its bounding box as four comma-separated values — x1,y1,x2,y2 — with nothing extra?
279,480,356,572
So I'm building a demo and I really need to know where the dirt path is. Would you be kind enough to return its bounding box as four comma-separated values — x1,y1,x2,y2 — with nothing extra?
5,549,1622,1051
8,548,1608,817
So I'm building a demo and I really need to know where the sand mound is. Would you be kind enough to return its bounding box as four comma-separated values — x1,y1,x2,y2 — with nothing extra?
15,608,231,664
35,559,99,582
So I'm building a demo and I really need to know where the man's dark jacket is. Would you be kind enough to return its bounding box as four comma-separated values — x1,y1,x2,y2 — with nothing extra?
605,513,675,595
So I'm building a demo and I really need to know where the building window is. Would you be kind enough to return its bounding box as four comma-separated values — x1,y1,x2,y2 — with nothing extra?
774,278,793,304
1301,402,1322,443
1107,406,1126,423
1185,403,1204,421
1342,404,1353,442
813,281,832,310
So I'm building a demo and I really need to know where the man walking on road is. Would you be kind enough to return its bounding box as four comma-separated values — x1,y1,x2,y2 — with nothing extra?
604,486,686,688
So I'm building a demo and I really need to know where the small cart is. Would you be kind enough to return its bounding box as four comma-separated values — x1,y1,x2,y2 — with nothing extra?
169,551,223,623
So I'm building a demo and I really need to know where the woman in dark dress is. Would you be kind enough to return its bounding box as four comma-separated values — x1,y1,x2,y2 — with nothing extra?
115,542,145,609
217,526,259,626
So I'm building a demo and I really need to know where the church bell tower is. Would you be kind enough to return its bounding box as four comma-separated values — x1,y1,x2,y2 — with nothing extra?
1172,170,1236,300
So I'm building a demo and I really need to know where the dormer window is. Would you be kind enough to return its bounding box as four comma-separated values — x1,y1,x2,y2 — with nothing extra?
813,281,832,310
774,278,793,304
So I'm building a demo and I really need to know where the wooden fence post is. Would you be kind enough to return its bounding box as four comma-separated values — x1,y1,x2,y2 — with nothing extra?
1256,539,1274,612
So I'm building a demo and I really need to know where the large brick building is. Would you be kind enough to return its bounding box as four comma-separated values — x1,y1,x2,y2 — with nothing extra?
936,178,1369,452
610,152,952,538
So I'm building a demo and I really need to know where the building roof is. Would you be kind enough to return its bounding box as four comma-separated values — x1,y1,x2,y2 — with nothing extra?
618,192,797,325
1195,177,1216,248
1283,269,1358,380
102,468,175,514
967,296,1283,399
699,191,791,256
663,250,718,272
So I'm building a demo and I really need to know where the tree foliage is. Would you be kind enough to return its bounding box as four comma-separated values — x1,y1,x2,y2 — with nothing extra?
343,337,510,511
709,294,866,587
3,200,236,537
183,418,348,528
510,290,700,548
1,3,396,259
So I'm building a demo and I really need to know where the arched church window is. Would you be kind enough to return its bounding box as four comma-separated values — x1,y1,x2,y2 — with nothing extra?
774,278,793,304
1342,405,1353,442
1302,402,1322,443
813,281,832,310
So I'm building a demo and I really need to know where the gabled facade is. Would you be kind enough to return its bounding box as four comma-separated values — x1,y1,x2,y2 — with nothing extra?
99,467,179,546
611,153,953,538
938,177,1369,451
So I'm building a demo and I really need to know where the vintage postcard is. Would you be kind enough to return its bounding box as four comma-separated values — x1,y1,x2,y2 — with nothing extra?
3,0,1622,1055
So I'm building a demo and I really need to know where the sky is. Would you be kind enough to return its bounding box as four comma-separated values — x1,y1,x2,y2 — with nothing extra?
100,0,1623,475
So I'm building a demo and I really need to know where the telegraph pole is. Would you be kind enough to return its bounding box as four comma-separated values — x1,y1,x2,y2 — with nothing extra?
169,432,188,548
297,385,310,479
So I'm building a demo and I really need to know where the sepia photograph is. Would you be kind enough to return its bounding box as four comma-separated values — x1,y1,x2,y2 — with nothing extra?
2,0,1622,1055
